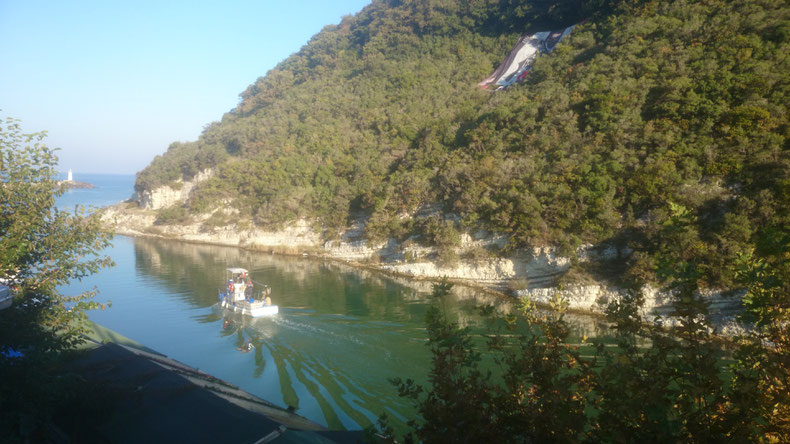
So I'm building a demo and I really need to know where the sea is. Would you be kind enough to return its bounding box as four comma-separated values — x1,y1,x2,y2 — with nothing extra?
56,172,136,211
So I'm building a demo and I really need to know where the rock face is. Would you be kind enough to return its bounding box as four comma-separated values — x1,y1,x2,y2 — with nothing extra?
105,184,747,336
127,176,609,290
106,202,575,286
378,249,568,286
102,206,321,250
516,285,746,336
137,169,213,210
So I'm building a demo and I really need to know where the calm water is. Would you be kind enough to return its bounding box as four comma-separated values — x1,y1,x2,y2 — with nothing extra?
57,174,608,432
56,172,135,210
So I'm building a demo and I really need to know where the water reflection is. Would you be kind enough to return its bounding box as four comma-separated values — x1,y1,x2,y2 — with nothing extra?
119,237,610,431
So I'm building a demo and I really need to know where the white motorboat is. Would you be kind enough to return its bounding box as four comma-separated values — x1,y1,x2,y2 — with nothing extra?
218,268,278,317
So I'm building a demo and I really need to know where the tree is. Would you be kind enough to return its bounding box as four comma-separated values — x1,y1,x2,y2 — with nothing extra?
731,239,790,443
383,206,789,441
388,279,594,443
0,117,114,439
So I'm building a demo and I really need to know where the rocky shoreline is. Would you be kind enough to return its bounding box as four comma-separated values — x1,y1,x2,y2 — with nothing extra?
58,180,94,190
101,197,747,337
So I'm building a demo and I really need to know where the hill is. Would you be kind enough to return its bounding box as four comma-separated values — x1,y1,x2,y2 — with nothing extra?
133,0,789,290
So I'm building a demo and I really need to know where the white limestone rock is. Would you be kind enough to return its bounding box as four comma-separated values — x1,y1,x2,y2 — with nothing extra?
138,169,213,210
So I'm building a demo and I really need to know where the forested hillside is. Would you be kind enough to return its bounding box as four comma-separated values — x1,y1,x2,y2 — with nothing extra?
136,0,789,288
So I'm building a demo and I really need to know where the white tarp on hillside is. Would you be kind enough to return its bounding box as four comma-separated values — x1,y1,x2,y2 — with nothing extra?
479,24,577,90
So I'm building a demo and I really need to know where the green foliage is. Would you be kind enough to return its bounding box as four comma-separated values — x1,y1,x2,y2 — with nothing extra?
155,205,191,225
0,117,115,439
387,280,597,443
134,140,226,192
135,0,788,291
735,230,789,327
417,215,461,267
730,236,790,443
364,211,414,243
418,215,460,248
125,0,789,438
461,244,494,262
384,254,790,442
435,248,460,269
389,279,504,443
202,210,232,228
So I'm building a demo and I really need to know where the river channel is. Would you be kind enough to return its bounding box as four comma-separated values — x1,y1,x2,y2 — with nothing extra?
58,174,610,432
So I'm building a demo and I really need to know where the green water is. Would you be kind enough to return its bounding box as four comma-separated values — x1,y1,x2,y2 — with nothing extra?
61,235,608,431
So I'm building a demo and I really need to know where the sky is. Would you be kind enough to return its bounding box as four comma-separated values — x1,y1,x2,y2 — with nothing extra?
0,0,371,175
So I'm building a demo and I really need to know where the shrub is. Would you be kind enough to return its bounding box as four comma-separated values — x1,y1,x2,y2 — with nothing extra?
419,216,460,249
155,205,190,225
203,211,232,228
461,245,494,262
435,248,459,269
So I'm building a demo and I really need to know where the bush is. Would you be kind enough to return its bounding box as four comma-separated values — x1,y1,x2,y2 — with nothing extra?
419,216,460,249
384,272,790,443
155,205,190,225
0,117,114,440
435,248,459,269
382,203,790,443
202,211,232,228
461,245,494,262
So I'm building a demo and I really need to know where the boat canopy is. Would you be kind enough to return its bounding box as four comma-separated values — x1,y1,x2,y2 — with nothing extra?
226,268,248,274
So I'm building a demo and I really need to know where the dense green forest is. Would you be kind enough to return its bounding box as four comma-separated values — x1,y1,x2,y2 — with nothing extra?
137,0,789,289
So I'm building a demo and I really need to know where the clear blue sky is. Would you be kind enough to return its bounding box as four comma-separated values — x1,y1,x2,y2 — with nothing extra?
0,0,371,174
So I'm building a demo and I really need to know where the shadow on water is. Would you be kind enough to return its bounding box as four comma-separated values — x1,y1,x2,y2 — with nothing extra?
122,236,612,432
53,175,616,433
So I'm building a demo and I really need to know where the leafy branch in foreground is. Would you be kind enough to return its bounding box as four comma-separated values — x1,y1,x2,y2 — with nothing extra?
730,234,790,443
0,117,115,439
387,279,594,443
379,204,789,442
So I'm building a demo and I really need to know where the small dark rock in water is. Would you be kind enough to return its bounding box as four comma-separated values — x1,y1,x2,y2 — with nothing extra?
58,180,94,190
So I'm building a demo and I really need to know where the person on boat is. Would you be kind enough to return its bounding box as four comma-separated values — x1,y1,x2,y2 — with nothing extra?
245,284,253,300
264,295,272,306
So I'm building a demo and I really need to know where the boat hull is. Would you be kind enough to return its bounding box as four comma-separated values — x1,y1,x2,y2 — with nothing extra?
220,299,278,317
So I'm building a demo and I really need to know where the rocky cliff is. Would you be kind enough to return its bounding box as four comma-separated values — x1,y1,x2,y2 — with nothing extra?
136,169,213,210
103,177,745,336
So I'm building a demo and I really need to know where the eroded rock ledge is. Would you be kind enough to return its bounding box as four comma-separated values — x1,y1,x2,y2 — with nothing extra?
104,175,746,336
